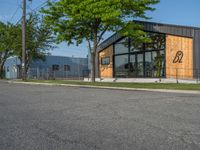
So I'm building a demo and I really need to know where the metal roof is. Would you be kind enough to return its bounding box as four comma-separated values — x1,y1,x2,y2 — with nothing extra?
98,20,200,52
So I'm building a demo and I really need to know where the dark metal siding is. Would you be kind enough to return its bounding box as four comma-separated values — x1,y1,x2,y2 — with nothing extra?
98,33,121,52
139,21,194,38
193,30,200,75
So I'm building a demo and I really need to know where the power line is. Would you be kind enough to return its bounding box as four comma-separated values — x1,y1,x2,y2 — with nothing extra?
29,0,57,13
32,1,48,11
9,0,51,24
13,1,48,25
27,4,34,12
9,5,21,22
14,0,55,25
15,17,22,25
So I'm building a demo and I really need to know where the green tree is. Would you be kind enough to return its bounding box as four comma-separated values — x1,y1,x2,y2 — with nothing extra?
0,22,17,78
13,13,55,74
42,0,159,82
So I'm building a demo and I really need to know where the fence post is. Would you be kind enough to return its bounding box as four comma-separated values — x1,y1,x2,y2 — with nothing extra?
46,68,48,80
176,68,179,83
65,71,68,79
197,69,199,84
37,67,39,79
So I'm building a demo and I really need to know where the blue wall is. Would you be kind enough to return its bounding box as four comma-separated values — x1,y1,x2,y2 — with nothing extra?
4,56,88,79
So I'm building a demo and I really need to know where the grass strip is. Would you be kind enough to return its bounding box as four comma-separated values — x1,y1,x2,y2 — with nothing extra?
23,80,200,91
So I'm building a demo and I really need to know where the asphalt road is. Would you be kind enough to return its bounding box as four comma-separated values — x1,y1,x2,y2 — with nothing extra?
0,81,200,150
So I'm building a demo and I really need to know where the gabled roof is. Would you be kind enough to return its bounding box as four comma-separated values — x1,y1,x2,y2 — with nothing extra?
98,20,200,52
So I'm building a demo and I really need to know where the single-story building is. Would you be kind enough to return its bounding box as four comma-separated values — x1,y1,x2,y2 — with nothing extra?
97,20,200,80
4,55,89,79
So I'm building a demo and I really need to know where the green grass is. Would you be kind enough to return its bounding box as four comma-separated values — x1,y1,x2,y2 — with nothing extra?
23,79,200,91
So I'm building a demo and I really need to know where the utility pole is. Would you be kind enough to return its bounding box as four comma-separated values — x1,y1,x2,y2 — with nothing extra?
22,0,26,80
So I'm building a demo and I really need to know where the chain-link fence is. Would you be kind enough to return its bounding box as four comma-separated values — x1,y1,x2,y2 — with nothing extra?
99,66,200,83
23,66,200,83
165,67,200,83
27,67,89,80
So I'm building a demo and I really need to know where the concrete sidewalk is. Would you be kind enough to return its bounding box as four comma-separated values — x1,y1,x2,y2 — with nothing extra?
84,78,200,84
8,80,200,95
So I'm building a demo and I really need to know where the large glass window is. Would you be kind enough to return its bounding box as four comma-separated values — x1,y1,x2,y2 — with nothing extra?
137,54,144,77
152,50,165,77
130,42,143,52
145,32,165,51
129,55,137,77
113,32,166,78
114,55,129,77
114,38,129,54
145,52,152,77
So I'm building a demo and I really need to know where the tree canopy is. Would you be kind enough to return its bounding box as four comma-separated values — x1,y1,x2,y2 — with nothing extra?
0,13,55,78
42,0,160,82
12,13,55,72
0,22,17,78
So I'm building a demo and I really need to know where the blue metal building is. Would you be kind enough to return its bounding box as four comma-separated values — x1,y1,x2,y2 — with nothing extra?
4,55,88,79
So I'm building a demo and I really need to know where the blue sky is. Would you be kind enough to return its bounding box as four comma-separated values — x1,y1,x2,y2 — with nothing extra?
0,0,200,58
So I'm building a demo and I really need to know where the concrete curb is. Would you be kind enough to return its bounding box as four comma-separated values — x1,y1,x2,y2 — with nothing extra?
7,81,200,94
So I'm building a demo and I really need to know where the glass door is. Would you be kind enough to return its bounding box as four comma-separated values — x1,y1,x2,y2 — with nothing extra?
114,55,129,77
136,53,144,77
145,52,152,77
129,54,137,77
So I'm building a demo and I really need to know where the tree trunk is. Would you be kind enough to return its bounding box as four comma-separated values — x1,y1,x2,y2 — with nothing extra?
0,63,5,79
25,61,30,79
90,33,98,82
91,51,96,82
89,27,99,82
0,52,7,79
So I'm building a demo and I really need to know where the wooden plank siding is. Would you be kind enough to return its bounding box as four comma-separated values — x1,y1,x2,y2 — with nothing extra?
166,35,193,79
98,45,113,78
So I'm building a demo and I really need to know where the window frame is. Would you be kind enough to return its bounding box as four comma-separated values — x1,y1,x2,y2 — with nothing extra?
101,57,110,65
64,65,70,71
52,64,59,71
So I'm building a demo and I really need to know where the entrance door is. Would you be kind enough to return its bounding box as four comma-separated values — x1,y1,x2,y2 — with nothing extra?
144,52,152,77
136,53,144,77
129,53,144,77
129,54,137,77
